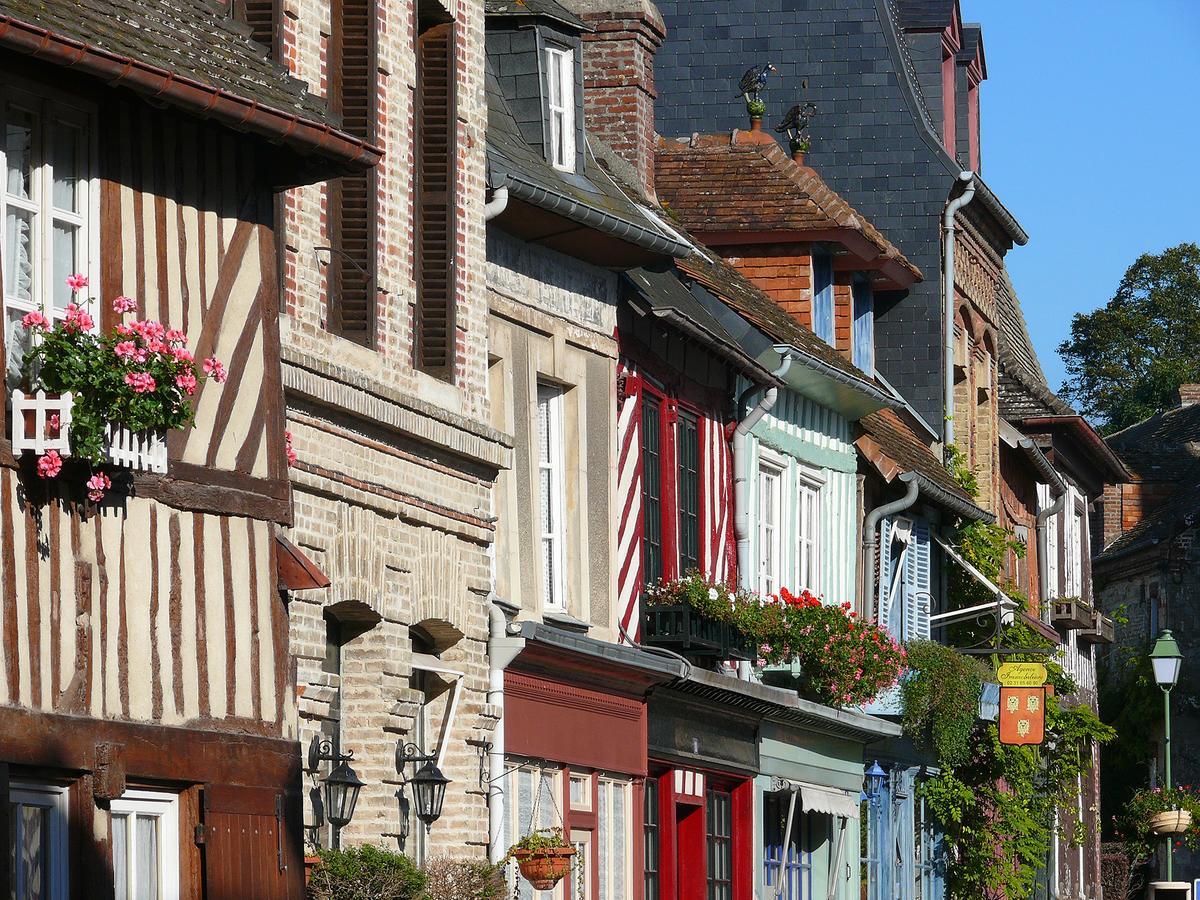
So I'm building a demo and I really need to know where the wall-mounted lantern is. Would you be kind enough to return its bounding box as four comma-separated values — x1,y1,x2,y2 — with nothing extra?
397,743,450,832
318,741,365,836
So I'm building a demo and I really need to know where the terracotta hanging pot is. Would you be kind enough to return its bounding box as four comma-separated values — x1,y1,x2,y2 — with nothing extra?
512,846,576,890
1150,809,1193,835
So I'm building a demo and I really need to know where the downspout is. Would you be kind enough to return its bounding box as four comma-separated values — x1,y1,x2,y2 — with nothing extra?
942,171,976,448
487,602,525,863
484,181,510,221
862,471,920,623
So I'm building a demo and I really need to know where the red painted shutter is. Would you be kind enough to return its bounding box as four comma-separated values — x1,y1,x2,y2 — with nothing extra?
328,0,378,347
201,785,302,900
415,22,457,378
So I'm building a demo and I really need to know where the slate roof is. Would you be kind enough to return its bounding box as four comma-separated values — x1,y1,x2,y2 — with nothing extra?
483,0,588,30
1106,403,1200,482
655,134,922,282
995,269,1076,420
893,0,960,31
485,58,686,257
0,0,328,122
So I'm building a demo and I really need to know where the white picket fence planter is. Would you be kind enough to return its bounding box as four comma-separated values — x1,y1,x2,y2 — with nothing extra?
11,389,73,456
105,424,167,473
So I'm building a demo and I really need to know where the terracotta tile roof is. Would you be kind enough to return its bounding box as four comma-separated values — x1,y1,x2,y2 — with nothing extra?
655,133,921,282
0,0,330,122
856,408,979,508
1098,469,1200,561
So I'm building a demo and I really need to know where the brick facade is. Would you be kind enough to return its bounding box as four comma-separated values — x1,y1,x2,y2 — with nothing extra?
274,0,509,857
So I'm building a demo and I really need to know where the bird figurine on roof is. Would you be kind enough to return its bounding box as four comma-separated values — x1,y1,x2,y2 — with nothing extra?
735,63,778,119
776,100,818,159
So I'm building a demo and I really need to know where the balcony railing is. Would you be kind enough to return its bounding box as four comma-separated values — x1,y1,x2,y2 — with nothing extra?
1079,609,1115,645
1050,597,1093,631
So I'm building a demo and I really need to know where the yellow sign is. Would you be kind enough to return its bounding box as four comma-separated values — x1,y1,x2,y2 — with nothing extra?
997,662,1048,688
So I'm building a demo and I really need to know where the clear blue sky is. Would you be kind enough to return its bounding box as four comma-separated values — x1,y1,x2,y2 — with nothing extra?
959,0,1200,392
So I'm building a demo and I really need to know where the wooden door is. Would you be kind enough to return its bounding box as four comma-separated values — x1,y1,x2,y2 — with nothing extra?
201,785,301,899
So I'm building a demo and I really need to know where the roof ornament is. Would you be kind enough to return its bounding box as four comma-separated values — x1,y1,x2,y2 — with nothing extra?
776,80,816,162
735,63,777,123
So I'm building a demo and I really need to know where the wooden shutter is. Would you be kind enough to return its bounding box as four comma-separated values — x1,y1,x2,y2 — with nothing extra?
201,785,301,900
415,22,457,378
328,0,378,347
229,0,277,53
904,519,932,642
877,517,894,627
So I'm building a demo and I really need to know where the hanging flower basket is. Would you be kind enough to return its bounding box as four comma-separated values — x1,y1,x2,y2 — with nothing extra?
1150,809,1193,835
512,846,576,890
507,828,576,891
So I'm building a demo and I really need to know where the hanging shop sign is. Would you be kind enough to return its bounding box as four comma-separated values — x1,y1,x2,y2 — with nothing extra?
997,662,1048,688
999,686,1045,746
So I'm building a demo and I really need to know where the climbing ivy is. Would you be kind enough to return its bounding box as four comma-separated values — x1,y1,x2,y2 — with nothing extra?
895,446,1115,899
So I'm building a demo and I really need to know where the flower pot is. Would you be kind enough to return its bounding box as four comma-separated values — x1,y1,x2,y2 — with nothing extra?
1149,809,1192,835
105,423,167,473
512,846,576,890
304,855,321,884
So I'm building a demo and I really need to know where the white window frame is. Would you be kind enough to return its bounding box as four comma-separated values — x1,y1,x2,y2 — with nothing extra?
569,771,593,812
597,775,632,900
110,789,181,900
537,382,567,612
503,759,563,900
757,456,784,597
1,83,99,386
9,782,69,900
795,466,824,594
545,46,576,172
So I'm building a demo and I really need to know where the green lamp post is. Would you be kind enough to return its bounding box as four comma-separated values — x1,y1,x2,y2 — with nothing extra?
1150,629,1184,881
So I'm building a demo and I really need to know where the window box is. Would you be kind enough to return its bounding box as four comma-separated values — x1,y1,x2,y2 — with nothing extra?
10,388,73,455
1050,597,1092,631
722,622,756,661
1079,609,1115,645
642,601,724,657
105,423,167,473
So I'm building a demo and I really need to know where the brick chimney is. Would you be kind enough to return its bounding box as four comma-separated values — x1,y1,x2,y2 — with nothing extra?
566,0,665,198
1176,384,1200,407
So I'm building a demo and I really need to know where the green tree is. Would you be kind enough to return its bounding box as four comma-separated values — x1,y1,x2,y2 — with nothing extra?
1059,242,1200,432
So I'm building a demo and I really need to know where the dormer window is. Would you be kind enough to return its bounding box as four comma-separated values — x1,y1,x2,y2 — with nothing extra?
545,45,576,171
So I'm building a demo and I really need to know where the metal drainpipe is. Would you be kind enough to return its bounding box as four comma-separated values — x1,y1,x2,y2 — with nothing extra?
486,602,525,863
943,171,976,448
483,182,510,221
862,472,920,622
732,353,793,679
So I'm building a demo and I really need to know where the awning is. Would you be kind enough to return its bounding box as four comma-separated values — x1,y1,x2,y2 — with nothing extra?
275,534,330,591
931,534,1017,627
771,779,860,820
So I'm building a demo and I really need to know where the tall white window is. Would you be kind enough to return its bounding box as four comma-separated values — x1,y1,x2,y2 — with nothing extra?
597,777,632,900
758,461,783,596
537,383,567,611
545,46,576,172
504,760,562,900
796,474,822,593
111,790,180,900
9,783,69,900
1,86,95,387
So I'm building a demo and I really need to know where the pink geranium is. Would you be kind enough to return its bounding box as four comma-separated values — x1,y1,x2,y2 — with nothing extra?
65,274,89,293
172,346,194,363
36,450,63,479
112,295,137,315
114,341,142,361
21,311,50,330
176,371,197,395
124,372,156,394
86,472,111,503
165,329,188,345
132,320,165,341
284,430,298,467
203,356,227,383
63,304,95,333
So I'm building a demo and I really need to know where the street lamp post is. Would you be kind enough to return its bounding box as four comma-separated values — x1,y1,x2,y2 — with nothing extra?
1150,630,1183,881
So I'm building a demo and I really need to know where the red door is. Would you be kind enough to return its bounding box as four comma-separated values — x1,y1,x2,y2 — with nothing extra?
201,785,303,899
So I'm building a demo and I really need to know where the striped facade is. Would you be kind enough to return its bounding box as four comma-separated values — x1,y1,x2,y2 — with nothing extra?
615,357,736,639
738,378,859,604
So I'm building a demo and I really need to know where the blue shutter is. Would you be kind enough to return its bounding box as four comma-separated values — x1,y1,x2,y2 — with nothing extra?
877,517,894,628
852,279,874,372
894,770,917,900
903,519,932,642
812,250,834,344
868,778,894,900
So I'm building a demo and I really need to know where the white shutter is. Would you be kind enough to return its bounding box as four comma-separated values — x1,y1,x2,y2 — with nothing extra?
877,517,893,626
904,520,932,642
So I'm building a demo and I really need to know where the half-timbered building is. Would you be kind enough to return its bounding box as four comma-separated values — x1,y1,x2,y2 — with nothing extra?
0,0,377,895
